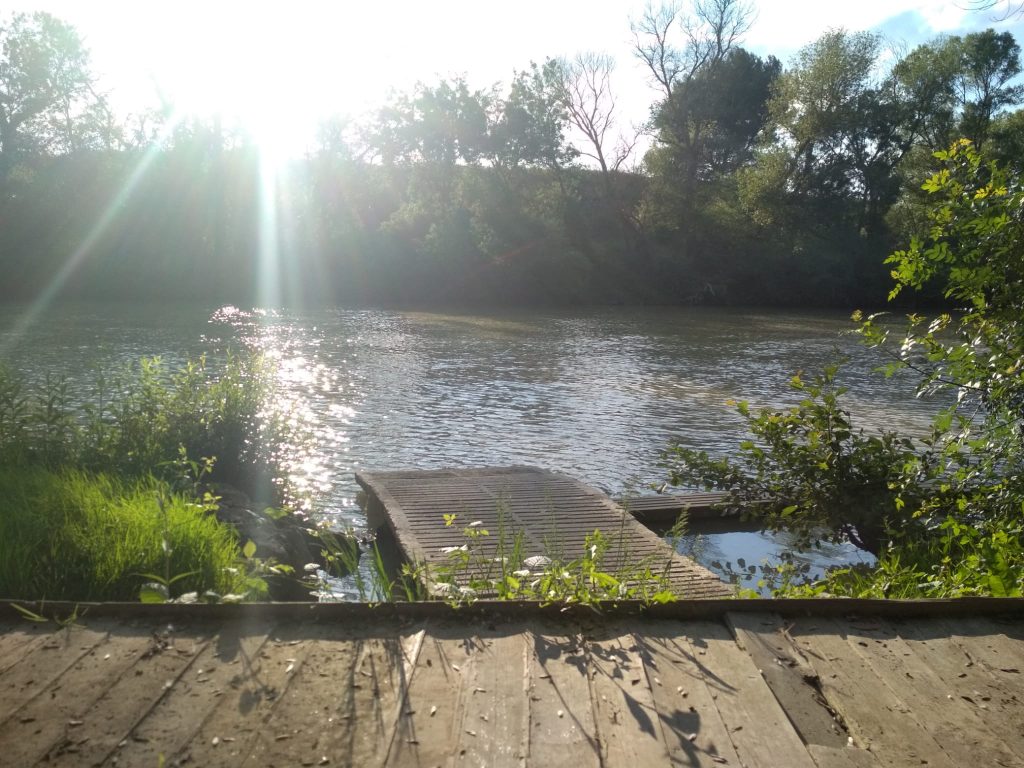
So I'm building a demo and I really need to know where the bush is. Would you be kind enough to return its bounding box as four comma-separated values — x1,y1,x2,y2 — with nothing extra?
663,141,1024,597
0,466,247,601
0,351,305,504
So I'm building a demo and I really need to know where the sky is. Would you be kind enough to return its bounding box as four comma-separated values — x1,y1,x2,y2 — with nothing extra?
7,1,1024,157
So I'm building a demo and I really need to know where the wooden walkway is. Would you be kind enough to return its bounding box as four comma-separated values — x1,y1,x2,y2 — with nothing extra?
0,600,1022,767
356,466,731,599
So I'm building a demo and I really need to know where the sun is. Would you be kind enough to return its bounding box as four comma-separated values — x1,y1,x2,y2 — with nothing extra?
144,7,329,160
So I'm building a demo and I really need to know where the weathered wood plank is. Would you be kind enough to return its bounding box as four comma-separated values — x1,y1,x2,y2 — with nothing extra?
180,623,321,767
838,616,1021,767
105,619,276,766
310,628,423,767
0,622,114,726
726,612,849,749
683,620,817,768
634,619,744,767
788,617,959,768
234,627,363,766
941,617,1024,684
587,625,673,767
40,624,212,767
385,628,470,767
452,627,531,767
527,627,601,768
807,744,882,767
894,617,1024,760
0,623,161,766
0,621,53,677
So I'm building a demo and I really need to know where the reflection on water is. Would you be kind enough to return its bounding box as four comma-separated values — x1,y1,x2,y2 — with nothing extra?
0,303,940,593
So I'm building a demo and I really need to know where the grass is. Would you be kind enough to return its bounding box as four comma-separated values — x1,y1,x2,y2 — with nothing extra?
0,352,305,504
0,465,248,602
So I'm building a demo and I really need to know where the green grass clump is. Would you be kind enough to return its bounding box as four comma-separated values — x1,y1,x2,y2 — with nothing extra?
0,466,247,601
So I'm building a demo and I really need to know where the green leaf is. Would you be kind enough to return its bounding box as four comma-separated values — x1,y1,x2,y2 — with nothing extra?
139,583,170,603
242,540,257,560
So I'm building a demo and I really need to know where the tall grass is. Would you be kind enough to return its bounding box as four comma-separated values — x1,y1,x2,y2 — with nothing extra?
0,353,304,502
0,466,246,601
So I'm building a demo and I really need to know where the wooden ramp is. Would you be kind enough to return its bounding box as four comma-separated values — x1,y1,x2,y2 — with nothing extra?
357,466,731,599
1,600,1022,767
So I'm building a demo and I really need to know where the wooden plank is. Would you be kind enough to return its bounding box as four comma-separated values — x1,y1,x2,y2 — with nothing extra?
838,616,1020,767
807,744,883,768
0,622,113,726
894,617,1024,760
179,623,322,766
587,624,673,767
234,625,363,766
307,628,423,766
385,627,470,767
634,620,744,767
37,623,212,767
788,617,959,768
452,626,531,767
726,612,850,749
357,466,731,599
0,622,162,766
0,621,53,676
942,617,1024,683
683,620,817,768
527,626,601,767
106,619,276,766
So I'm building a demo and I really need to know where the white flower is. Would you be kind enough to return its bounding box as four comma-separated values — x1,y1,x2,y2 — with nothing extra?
429,582,456,597
468,520,484,527
303,562,321,573
512,569,531,578
440,545,469,554
523,555,551,568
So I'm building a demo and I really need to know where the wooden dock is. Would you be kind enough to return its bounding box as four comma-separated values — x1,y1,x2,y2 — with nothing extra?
0,599,1022,767
356,466,731,599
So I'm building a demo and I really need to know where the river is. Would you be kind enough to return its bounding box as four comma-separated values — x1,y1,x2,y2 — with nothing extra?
0,303,942,594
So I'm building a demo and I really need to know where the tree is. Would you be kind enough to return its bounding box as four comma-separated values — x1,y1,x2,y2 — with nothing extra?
553,52,636,175
740,30,929,245
633,0,755,211
0,12,108,163
953,29,1023,148
368,77,494,166
491,60,576,172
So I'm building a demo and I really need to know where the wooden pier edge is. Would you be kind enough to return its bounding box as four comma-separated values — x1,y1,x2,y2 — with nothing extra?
355,465,733,598
4,597,1023,623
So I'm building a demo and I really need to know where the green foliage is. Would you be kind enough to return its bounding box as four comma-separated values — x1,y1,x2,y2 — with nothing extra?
662,363,921,556
422,512,679,607
0,466,247,601
675,141,1024,597
0,352,303,502
786,516,1024,598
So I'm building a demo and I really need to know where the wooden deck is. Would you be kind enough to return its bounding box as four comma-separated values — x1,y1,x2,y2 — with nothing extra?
356,466,731,599
0,599,1022,767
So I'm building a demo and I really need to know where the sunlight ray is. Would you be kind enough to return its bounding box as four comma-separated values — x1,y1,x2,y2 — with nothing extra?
1,111,187,356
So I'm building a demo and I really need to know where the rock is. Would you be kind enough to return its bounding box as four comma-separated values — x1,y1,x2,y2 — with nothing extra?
204,483,361,600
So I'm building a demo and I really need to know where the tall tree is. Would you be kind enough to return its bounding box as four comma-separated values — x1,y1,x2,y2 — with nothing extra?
491,60,576,172
0,12,107,163
954,29,1023,148
553,52,636,175
633,0,755,212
